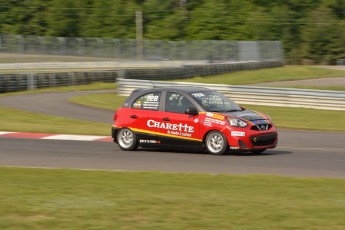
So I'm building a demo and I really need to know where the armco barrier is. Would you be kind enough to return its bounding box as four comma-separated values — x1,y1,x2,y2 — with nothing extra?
0,60,282,93
122,61,282,80
0,71,117,93
183,60,282,77
117,78,345,111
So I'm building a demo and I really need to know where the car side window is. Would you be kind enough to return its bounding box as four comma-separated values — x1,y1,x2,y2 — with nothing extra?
132,92,161,110
165,92,195,114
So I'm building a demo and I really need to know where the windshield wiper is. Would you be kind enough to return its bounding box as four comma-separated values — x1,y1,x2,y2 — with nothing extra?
208,109,241,113
208,109,225,112
226,109,241,112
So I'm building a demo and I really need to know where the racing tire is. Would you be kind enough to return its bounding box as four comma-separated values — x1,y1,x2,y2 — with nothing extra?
251,149,267,154
205,131,228,155
117,128,139,151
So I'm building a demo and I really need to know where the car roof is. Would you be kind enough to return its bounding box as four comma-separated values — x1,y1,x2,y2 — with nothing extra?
132,86,214,94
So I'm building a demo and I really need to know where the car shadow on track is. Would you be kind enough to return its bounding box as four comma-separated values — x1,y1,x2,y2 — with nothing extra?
232,149,292,157
136,148,206,155
135,148,292,156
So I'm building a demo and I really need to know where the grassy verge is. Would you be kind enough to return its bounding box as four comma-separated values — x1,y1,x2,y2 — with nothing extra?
0,167,344,230
173,66,345,85
69,92,126,110
70,93,345,132
241,104,345,131
267,85,345,91
0,106,109,135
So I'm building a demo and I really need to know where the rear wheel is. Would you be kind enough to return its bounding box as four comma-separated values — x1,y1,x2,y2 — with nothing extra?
117,128,138,151
205,131,228,155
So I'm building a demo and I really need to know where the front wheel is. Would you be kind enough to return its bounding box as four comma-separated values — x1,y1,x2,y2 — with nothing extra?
117,128,138,151
205,131,228,155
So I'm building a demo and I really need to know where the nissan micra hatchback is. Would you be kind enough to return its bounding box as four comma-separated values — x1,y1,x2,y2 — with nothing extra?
112,87,278,155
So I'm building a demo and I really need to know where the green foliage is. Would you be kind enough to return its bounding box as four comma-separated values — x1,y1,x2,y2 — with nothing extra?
329,0,345,19
301,5,345,64
0,0,345,63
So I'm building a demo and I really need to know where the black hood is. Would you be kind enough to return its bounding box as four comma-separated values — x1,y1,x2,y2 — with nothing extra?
221,110,266,121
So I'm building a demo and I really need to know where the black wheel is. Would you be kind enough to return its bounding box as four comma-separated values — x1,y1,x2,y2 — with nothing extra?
251,149,267,154
116,128,139,151
205,131,228,155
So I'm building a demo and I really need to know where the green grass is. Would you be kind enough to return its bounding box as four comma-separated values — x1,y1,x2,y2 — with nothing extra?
174,66,345,85
0,167,344,230
269,85,345,91
69,92,126,110
0,106,109,135
241,104,345,131
70,93,345,132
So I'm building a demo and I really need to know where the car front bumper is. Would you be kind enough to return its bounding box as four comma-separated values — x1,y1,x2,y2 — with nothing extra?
225,127,278,151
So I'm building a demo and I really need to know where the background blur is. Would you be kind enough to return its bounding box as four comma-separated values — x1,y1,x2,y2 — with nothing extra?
0,0,345,64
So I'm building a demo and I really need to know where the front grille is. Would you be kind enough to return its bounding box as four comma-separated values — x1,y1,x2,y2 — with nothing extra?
250,119,272,131
251,124,272,131
250,133,277,146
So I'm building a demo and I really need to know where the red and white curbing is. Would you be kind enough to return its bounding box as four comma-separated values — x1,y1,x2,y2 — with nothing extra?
0,131,112,142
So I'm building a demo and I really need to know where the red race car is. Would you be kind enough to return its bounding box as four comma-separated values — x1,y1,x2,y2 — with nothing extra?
112,87,278,155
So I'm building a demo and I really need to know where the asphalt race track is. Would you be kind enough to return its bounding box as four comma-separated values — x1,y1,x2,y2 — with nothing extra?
1,91,345,178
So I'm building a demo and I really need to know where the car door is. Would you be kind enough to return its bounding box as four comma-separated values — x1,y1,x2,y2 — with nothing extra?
127,91,165,145
159,91,202,148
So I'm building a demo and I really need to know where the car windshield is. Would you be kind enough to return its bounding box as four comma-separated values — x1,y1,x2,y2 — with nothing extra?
190,91,242,112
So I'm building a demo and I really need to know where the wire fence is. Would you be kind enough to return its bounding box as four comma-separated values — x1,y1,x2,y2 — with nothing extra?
0,34,283,62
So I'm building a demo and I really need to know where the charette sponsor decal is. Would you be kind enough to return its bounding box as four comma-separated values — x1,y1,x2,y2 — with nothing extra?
147,119,194,137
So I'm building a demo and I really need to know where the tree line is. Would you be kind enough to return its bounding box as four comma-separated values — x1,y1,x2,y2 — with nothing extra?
1,0,345,64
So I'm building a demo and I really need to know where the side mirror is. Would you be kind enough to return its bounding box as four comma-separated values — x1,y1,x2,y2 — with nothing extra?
185,107,198,115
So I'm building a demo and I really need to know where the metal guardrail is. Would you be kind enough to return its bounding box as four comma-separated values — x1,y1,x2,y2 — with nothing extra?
0,60,208,70
0,60,282,93
0,71,117,92
337,59,345,65
121,61,282,80
117,78,345,111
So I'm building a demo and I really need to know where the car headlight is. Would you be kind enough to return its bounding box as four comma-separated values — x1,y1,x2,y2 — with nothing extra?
265,114,273,123
228,118,248,128
266,115,273,123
